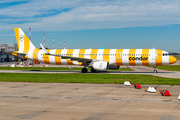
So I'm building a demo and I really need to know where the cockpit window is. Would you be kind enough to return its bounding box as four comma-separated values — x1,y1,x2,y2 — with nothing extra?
163,53,169,56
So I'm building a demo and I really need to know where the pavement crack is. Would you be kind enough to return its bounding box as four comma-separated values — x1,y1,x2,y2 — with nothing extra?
168,103,180,116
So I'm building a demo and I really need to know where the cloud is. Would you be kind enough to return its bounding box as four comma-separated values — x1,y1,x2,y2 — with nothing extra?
0,33,14,36
0,0,180,31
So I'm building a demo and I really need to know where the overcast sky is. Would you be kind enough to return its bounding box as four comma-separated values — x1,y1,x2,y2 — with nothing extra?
0,0,180,52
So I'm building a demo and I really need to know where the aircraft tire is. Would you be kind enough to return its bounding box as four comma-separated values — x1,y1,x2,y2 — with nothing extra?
91,68,96,73
153,70,157,73
81,68,88,73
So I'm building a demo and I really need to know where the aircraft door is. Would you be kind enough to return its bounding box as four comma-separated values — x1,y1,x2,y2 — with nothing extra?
33,51,38,59
116,52,121,59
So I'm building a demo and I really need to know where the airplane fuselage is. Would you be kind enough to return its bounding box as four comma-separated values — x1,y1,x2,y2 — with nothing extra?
20,48,176,67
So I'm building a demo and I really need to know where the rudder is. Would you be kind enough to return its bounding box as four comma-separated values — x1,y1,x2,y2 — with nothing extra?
14,28,36,53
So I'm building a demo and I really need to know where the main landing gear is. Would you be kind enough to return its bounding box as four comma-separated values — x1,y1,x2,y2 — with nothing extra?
81,68,88,73
91,68,96,73
153,66,157,73
81,67,97,73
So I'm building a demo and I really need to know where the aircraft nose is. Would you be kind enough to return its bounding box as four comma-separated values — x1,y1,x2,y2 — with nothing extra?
169,56,177,64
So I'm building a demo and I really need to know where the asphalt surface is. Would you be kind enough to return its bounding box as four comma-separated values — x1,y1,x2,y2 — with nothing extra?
0,60,180,78
0,82,180,120
0,61,180,119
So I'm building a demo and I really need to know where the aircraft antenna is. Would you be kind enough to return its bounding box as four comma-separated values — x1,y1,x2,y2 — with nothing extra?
59,39,61,49
29,27,31,41
53,36,54,49
64,41,66,49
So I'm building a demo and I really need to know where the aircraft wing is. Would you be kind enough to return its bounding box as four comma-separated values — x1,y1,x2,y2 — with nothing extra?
60,56,92,63
40,43,93,64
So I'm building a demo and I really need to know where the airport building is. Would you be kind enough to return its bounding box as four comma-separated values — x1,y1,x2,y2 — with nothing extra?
0,43,18,62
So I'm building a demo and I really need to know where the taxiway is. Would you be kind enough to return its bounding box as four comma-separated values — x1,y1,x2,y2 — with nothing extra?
0,82,180,120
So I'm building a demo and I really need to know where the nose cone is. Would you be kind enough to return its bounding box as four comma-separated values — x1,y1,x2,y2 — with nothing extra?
169,56,177,64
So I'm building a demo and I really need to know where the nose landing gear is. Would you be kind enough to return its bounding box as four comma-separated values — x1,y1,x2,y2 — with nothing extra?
153,66,157,73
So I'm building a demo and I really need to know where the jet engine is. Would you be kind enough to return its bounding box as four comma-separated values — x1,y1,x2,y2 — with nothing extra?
93,61,109,71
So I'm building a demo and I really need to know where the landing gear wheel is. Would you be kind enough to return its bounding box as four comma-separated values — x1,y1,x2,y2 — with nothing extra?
91,68,96,73
81,68,88,73
153,66,157,73
153,70,157,73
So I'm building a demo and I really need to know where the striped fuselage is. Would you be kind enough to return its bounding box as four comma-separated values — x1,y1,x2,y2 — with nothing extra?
22,48,171,67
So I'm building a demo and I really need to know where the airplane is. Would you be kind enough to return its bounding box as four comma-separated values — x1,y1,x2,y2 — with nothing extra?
12,28,177,73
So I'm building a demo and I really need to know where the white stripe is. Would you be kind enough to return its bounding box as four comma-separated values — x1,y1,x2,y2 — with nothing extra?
109,49,116,65
149,49,156,66
135,49,142,66
28,50,34,60
61,49,68,65
84,49,92,59
97,49,104,61
73,49,80,65
38,50,45,64
122,49,129,66
29,41,35,50
19,28,24,52
49,49,56,64
162,51,169,65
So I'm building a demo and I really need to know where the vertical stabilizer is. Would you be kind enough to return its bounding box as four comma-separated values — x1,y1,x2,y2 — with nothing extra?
14,28,36,53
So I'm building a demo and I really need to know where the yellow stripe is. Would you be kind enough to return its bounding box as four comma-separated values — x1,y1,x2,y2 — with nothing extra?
90,49,98,59
129,49,136,66
79,49,85,58
14,28,19,50
55,49,62,65
78,49,86,65
66,49,74,65
156,50,163,66
116,49,123,66
43,49,50,64
23,34,30,59
33,48,40,62
103,49,110,62
142,49,149,66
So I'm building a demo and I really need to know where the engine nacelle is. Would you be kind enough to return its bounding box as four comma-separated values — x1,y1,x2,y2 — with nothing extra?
109,65,120,70
93,61,108,71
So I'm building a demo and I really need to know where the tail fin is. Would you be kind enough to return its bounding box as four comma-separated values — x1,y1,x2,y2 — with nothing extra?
14,28,37,53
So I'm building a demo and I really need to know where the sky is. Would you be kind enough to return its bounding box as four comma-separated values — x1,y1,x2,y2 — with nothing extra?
0,0,180,52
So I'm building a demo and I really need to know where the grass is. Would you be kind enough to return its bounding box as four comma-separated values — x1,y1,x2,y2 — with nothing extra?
149,65,180,71
0,67,133,71
1,73,180,85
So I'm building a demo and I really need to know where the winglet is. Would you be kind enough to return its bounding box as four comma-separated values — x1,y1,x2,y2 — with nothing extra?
40,43,50,55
